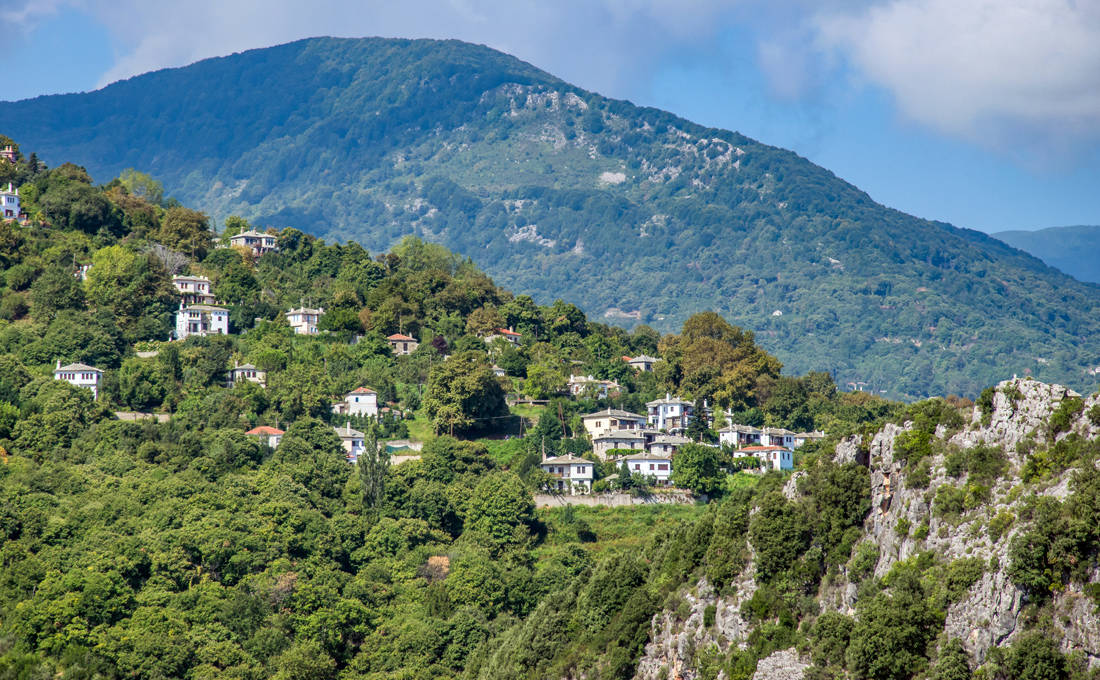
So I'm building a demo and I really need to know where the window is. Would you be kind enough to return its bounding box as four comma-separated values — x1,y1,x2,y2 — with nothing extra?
658,464,669,470
634,464,640,471
649,463,655,471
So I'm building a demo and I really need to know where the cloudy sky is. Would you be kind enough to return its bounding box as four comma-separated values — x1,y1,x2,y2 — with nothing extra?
2,0,1098,233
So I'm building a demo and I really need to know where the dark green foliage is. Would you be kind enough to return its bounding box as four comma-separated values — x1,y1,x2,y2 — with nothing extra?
671,443,726,497
809,612,853,669
845,567,942,680
749,492,811,583
944,444,1007,485
1049,397,1084,437
1002,632,1069,680
931,638,972,680
6,37,1100,398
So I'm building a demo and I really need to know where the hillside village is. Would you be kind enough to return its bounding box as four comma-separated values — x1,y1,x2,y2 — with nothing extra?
2,135,1099,679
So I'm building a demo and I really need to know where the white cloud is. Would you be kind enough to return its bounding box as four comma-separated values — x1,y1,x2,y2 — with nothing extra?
813,0,1100,150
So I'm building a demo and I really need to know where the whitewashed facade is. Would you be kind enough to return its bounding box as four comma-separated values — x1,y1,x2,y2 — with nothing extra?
541,454,594,494
175,304,229,339
53,360,103,400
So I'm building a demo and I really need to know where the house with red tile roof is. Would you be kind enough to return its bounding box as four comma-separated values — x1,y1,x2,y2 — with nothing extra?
387,333,419,355
332,386,378,417
245,426,284,448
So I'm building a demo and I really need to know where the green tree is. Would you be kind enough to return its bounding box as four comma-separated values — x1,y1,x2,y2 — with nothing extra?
118,168,164,205
423,351,508,436
464,471,535,555
159,206,212,258
671,443,725,496
30,265,85,320
358,422,389,515
931,638,972,680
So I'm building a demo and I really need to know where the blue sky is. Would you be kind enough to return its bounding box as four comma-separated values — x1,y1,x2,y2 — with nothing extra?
2,0,1098,233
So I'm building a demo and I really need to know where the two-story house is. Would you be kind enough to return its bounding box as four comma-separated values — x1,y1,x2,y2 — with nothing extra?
619,452,673,486
53,360,103,400
332,387,379,417
760,427,796,449
581,408,648,438
566,375,621,399
647,394,694,433
540,454,594,494
626,354,658,372
0,146,16,163
793,431,826,448
334,423,365,462
245,425,283,448
592,430,648,459
228,230,279,256
286,306,323,335
734,445,793,471
387,333,419,355
175,303,229,339
647,434,692,457
1,183,19,220
227,363,266,388
483,327,521,346
172,275,216,305
718,424,762,448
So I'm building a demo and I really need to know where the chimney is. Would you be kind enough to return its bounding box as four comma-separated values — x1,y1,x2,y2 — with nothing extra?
56,359,61,370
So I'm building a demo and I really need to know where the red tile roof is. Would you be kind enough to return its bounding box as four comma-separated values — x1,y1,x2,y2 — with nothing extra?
246,426,284,436
496,327,521,336
737,445,789,452
387,333,416,341
349,386,377,394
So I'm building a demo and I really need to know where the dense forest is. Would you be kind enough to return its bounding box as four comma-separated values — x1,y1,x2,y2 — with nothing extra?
2,37,1099,398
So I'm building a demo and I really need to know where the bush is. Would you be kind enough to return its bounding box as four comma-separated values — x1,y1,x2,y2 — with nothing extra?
933,484,967,519
987,512,1014,543
848,542,879,582
1003,631,1069,680
1049,397,1084,438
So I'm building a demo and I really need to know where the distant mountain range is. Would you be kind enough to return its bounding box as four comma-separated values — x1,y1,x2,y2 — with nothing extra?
2,36,1098,398
993,225,1100,284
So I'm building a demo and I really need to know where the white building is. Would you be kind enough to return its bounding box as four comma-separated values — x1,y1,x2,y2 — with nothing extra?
581,408,648,438
334,423,365,462
332,387,378,417
735,445,794,471
760,427,796,449
627,354,658,372
0,146,15,163
793,431,826,448
175,304,229,339
483,327,521,346
245,425,283,448
227,363,266,388
647,394,694,433
619,452,673,486
387,333,419,355
172,275,215,305
647,434,692,457
592,430,647,459
567,375,621,399
286,306,323,335
53,360,103,400
491,364,506,378
229,230,278,256
1,182,19,220
718,424,762,448
541,454,595,494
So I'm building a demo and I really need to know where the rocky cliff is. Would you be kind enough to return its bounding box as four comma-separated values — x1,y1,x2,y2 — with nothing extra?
633,378,1100,680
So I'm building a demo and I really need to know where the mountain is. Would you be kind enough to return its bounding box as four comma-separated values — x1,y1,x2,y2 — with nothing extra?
3,36,1099,398
993,225,1100,284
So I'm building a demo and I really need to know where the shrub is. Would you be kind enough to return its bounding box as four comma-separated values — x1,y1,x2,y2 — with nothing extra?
933,485,967,519
977,387,995,425
1088,405,1100,428
1003,631,1069,680
848,542,879,582
810,612,853,668
896,517,911,537
987,512,1014,543
907,459,931,489
1049,397,1084,438
703,603,717,629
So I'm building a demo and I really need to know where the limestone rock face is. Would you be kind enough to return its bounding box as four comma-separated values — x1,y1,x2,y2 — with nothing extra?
631,379,1100,679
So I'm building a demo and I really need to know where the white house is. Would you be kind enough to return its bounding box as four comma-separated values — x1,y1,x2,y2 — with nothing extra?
332,387,378,417
592,430,647,459
0,146,15,163
718,424,762,448
387,333,419,355
647,434,691,457
1,183,19,220
567,375,621,399
227,363,266,388
647,394,694,433
581,408,648,438
541,454,595,494
760,427,796,449
793,431,826,448
483,327,521,346
175,303,229,339
491,364,506,378
334,423,366,462
619,452,674,486
53,360,103,400
626,354,658,372
245,425,283,448
735,445,794,471
286,306,323,335
229,230,278,256
172,275,215,305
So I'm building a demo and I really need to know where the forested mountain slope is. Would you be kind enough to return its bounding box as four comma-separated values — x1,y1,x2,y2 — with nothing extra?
994,225,1100,284
3,37,1099,398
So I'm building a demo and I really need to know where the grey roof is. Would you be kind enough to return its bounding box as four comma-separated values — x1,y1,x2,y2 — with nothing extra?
593,430,645,441
618,451,673,461
541,455,592,465
230,229,275,239
646,396,693,407
795,431,826,439
719,424,762,434
762,427,796,436
582,408,646,420
651,435,691,445
231,363,258,371
181,304,228,312
334,425,364,438
628,354,659,363
55,362,102,373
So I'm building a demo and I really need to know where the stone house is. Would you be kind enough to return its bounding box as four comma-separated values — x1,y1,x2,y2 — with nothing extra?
387,333,419,355
286,306,323,335
227,363,266,388
647,394,694,433
229,230,278,256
